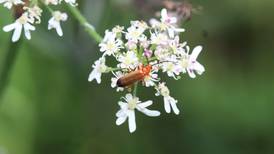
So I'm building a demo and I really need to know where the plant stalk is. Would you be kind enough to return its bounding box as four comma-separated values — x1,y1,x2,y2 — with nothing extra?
66,4,103,43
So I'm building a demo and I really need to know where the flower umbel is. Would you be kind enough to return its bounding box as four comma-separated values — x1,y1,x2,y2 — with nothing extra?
88,8,206,133
1,0,81,42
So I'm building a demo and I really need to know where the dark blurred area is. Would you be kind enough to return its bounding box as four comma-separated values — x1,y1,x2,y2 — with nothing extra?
0,0,274,154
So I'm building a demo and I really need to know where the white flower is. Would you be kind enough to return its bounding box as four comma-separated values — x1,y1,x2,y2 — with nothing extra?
112,25,124,34
99,30,123,56
88,57,108,84
44,0,59,5
111,71,124,92
161,56,180,78
64,0,77,6
154,47,170,61
150,8,185,38
143,70,159,87
0,0,24,9
125,25,144,43
130,20,148,32
162,62,177,77
156,82,179,115
168,36,187,54
3,13,35,42
117,51,139,69
160,8,185,38
125,40,137,50
116,93,160,133
24,5,43,24
48,11,68,36
160,8,177,25
150,32,169,45
178,45,205,78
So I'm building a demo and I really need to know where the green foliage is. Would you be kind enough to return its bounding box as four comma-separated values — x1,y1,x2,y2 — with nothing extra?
0,0,274,154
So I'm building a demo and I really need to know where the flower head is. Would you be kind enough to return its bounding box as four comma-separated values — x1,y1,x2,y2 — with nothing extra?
116,94,160,133
24,5,43,24
99,30,123,56
89,8,205,133
178,45,205,78
88,57,108,84
0,0,24,9
117,51,139,69
3,13,35,42
156,82,180,115
48,11,68,36
1,0,78,42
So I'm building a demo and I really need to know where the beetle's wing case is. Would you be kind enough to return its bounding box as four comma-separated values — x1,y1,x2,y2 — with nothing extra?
117,70,144,87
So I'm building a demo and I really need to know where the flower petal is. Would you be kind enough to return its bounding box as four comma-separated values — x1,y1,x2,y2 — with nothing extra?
125,93,133,101
24,24,32,40
55,24,63,36
161,8,168,19
128,110,136,133
3,23,16,32
164,97,171,113
193,62,205,75
170,100,180,115
116,116,127,126
187,68,196,78
138,100,153,108
140,108,160,117
12,24,22,42
190,46,202,60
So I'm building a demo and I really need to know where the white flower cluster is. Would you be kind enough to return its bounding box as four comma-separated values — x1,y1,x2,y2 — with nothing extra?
1,0,77,42
88,8,205,133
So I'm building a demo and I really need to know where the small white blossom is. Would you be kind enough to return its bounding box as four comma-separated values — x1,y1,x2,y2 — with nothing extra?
150,8,185,38
161,62,179,78
168,36,187,54
64,0,77,6
3,13,35,42
178,46,205,78
160,8,185,38
143,70,159,87
99,30,123,56
111,71,124,92
24,5,43,24
151,32,169,45
88,57,108,84
112,25,124,34
125,24,145,43
156,82,180,115
117,51,139,69
44,0,59,5
154,47,170,61
48,11,68,36
116,93,160,133
0,0,24,9
130,20,148,32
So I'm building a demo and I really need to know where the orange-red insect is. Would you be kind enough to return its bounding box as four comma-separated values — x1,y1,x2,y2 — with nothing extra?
117,65,152,87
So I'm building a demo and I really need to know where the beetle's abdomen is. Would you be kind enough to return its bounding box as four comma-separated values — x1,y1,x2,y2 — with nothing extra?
117,70,144,87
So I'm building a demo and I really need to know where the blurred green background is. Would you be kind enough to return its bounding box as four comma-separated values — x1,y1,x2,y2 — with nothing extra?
1,0,274,154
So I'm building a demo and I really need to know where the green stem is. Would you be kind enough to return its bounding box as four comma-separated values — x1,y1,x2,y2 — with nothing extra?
66,4,103,43
133,82,138,97
106,67,124,73
0,40,22,100
148,56,158,62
